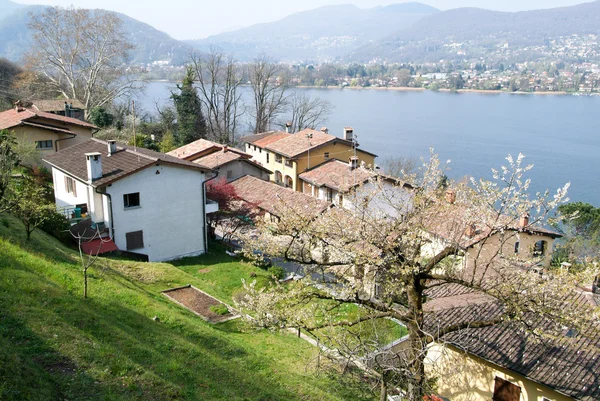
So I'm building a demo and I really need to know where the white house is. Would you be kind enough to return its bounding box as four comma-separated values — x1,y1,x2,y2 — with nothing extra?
43,138,218,262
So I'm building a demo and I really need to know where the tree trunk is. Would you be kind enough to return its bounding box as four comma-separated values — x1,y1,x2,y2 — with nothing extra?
406,276,427,401
84,267,88,299
379,373,388,401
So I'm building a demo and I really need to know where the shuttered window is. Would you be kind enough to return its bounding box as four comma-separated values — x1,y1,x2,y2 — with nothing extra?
64,176,77,196
493,377,521,401
125,230,144,250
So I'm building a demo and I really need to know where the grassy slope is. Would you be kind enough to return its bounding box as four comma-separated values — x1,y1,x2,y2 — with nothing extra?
0,214,374,401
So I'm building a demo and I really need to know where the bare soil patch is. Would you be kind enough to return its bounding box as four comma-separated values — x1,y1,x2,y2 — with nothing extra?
197,268,212,274
163,285,236,323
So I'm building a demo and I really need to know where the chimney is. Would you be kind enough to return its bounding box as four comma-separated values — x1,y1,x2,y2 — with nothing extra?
107,140,117,156
344,127,354,141
465,223,476,238
285,121,292,133
519,213,530,228
320,127,329,134
64,102,69,117
349,156,359,170
445,189,456,204
223,145,228,153
85,152,102,182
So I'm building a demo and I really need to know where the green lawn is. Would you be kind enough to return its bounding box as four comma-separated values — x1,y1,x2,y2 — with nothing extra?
0,214,375,401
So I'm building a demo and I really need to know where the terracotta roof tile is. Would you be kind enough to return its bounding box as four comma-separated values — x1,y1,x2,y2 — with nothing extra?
43,138,210,188
241,131,290,147
264,129,338,159
230,175,330,218
299,159,379,192
192,149,272,174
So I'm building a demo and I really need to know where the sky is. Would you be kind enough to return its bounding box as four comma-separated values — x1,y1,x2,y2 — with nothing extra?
16,0,594,40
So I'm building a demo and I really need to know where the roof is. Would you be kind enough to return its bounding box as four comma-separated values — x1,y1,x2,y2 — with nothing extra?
43,138,210,188
230,175,331,218
241,131,291,147
0,107,97,131
299,159,409,193
166,138,251,160
264,129,340,159
423,200,561,250
31,99,85,112
193,149,272,174
425,285,600,401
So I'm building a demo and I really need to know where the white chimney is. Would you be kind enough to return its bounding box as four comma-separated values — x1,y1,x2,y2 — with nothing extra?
85,152,102,182
344,127,354,141
349,156,358,170
285,122,292,133
107,140,117,156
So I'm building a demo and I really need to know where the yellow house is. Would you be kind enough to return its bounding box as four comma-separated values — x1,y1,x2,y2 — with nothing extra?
382,287,598,401
0,106,97,159
242,127,377,192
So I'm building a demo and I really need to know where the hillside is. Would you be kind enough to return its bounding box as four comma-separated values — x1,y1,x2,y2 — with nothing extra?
186,2,439,62
352,0,600,62
0,1,191,65
0,213,374,401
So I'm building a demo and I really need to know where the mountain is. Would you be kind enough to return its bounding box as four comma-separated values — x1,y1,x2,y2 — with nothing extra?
352,1,600,62
185,3,439,62
0,1,192,65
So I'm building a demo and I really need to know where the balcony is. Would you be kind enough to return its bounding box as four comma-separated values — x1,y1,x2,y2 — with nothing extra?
206,199,219,214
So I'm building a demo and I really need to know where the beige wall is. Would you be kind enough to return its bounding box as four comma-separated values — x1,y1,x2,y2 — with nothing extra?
246,141,376,192
9,124,93,161
427,343,572,401
217,160,270,182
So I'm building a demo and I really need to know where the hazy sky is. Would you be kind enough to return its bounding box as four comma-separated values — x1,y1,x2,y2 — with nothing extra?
17,0,594,40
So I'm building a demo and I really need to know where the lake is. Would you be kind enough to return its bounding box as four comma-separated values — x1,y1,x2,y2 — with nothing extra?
141,82,600,205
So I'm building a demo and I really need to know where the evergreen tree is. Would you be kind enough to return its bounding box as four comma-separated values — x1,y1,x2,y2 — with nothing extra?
171,67,207,145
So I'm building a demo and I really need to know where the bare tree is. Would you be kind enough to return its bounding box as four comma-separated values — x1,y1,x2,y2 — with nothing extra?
25,7,144,117
236,152,597,400
381,155,420,179
285,92,333,133
190,50,244,145
248,55,288,134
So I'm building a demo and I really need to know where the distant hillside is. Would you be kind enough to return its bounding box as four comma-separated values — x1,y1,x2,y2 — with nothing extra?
0,2,192,65
352,0,600,62
185,2,439,62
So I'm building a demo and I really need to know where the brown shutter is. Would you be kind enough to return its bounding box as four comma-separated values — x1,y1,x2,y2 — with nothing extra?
126,231,144,250
64,176,68,192
72,179,77,197
493,377,521,401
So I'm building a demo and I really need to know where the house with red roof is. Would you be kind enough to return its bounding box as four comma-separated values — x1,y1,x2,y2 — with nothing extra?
167,138,271,182
0,105,97,157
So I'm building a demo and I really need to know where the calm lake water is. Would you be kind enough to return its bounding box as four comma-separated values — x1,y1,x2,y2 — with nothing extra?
141,82,600,204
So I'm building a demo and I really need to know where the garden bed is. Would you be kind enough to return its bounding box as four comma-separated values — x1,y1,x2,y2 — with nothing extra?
162,285,238,323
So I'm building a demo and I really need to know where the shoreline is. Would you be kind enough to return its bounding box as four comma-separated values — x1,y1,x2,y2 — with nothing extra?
145,80,572,96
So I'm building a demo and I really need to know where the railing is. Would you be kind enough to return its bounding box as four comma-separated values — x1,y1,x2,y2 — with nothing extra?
57,205,89,224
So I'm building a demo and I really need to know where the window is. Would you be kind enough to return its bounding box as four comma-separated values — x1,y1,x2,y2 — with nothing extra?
275,171,283,184
64,176,77,196
284,175,293,188
285,159,293,168
493,377,521,401
266,153,270,163
324,152,330,160
259,148,262,153
36,140,53,150
226,170,233,179
253,145,257,151
534,240,547,257
125,230,144,250
514,241,520,254
123,192,140,208
275,154,282,163
326,188,333,202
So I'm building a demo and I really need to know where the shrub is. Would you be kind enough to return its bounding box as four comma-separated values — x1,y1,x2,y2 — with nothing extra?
209,304,230,316
39,210,71,243
267,266,286,280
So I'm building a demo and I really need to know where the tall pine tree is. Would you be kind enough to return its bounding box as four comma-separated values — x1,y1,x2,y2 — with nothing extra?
172,67,207,145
